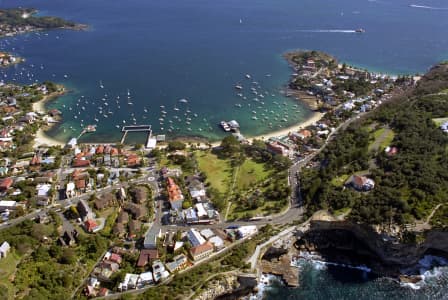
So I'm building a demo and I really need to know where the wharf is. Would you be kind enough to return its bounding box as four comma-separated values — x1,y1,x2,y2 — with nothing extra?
120,125,152,144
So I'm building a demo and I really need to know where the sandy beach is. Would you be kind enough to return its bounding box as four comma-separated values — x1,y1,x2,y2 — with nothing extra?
34,129,65,148
202,111,324,148
246,111,324,142
32,89,65,113
33,89,67,148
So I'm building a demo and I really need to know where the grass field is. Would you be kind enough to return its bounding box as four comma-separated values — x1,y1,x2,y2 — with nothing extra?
195,151,233,194
0,250,21,299
433,117,448,126
368,127,395,152
235,159,271,191
331,174,350,187
227,199,287,220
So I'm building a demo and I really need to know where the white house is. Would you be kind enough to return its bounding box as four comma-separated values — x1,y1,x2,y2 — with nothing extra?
0,241,10,258
138,272,154,286
67,138,77,149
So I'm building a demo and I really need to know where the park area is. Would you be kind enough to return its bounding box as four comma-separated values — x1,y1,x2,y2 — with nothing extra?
195,150,288,220
368,127,395,152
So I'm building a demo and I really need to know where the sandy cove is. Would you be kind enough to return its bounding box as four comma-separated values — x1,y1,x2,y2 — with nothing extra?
34,129,65,147
33,89,67,148
246,111,324,142
202,111,324,148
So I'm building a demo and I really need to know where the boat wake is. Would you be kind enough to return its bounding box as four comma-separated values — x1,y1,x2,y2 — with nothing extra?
410,4,448,10
295,29,358,33
296,251,372,272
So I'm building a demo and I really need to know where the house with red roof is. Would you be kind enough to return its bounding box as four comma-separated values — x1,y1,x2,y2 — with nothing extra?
0,177,13,192
84,219,99,232
190,241,214,261
166,177,184,210
30,155,41,166
349,175,375,191
96,145,104,154
126,153,141,167
109,253,122,264
72,159,91,168
385,146,398,157
136,249,159,267
75,179,86,192
266,141,290,157
110,148,119,156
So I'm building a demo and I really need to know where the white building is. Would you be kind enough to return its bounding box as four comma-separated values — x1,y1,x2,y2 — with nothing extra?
195,203,208,219
146,137,157,149
66,182,75,198
187,228,206,247
0,200,16,211
138,272,154,286
152,260,169,282
143,227,162,249
67,138,77,149
200,228,215,240
209,236,224,250
119,273,139,291
36,183,52,206
0,241,10,258
236,226,258,239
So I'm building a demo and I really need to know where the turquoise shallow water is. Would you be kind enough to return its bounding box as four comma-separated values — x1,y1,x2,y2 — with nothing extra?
0,0,448,143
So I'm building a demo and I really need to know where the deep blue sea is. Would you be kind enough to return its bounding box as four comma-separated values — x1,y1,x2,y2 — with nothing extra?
0,0,448,143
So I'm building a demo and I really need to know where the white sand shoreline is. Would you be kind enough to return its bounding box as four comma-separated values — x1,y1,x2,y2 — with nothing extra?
246,111,324,142
33,90,67,148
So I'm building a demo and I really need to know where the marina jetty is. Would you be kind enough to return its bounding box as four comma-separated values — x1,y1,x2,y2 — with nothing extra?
120,124,153,146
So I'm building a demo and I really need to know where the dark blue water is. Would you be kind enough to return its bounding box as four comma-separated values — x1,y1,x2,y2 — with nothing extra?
0,0,448,143
263,260,448,300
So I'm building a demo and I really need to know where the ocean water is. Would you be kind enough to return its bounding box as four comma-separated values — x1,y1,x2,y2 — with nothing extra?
261,255,448,300
0,0,448,143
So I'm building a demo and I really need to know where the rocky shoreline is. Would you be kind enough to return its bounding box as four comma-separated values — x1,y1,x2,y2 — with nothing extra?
296,220,448,279
194,274,257,300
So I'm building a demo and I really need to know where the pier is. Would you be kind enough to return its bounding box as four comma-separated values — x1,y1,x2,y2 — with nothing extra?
120,125,152,144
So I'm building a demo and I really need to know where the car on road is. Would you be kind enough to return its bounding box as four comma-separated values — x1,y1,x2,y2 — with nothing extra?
226,225,239,229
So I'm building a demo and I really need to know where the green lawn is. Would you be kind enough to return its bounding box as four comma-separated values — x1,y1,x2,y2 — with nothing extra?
368,127,395,152
333,207,352,218
0,250,21,299
235,159,271,191
331,174,350,187
195,151,233,194
228,199,288,220
433,117,448,127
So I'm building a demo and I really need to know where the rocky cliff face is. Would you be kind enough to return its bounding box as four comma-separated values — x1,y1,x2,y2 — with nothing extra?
194,275,257,300
297,220,448,276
